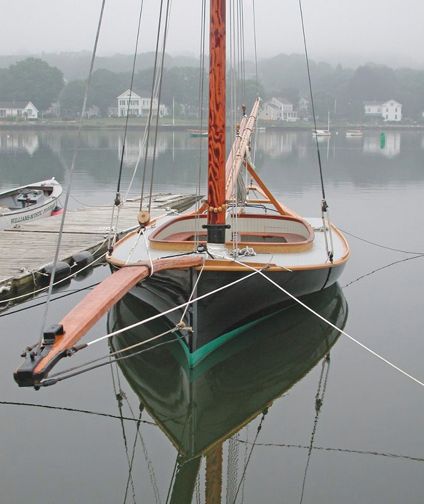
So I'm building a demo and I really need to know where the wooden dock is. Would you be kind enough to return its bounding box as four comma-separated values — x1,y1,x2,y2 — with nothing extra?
0,193,200,303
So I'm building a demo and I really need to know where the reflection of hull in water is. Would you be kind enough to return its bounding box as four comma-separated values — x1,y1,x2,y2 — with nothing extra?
109,283,348,459
120,261,346,366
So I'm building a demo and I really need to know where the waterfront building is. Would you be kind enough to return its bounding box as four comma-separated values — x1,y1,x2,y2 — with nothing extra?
0,101,39,120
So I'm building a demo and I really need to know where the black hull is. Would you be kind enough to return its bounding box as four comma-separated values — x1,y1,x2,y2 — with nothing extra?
118,261,346,363
109,283,348,459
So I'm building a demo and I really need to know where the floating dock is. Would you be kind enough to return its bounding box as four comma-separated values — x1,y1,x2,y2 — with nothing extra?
0,193,199,303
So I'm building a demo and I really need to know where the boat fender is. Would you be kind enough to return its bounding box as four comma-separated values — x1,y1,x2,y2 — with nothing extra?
40,261,71,286
71,251,94,270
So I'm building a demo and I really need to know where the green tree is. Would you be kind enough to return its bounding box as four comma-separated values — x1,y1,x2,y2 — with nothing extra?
59,80,85,118
88,69,129,114
4,57,64,111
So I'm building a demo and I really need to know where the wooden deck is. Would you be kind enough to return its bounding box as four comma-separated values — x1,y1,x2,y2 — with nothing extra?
0,193,200,301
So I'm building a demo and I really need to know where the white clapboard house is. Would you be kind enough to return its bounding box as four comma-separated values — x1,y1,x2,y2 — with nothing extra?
0,101,39,120
364,100,402,122
117,90,167,118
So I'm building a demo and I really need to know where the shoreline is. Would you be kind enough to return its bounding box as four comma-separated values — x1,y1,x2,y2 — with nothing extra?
1,119,424,132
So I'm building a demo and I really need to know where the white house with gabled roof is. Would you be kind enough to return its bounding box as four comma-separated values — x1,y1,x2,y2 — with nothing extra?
364,99,402,122
259,97,298,122
117,89,167,118
0,101,38,119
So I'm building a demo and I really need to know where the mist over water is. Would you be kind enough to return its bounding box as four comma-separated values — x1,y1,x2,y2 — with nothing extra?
0,128,423,502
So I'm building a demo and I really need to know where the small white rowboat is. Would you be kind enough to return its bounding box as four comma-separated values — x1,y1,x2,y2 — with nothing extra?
0,178,62,229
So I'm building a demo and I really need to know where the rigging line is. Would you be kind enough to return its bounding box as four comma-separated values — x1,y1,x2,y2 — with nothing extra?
194,0,207,245
0,400,156,425
339,228,424,255
298,0,326,202
231,258,424,388
110,363,137,504
0,282,100,318
179,259,206,323
123,126,150,204
123,410,143,504
195,471,201,504
235,440,424,464
41,270,264,385
342,254,424,289
48,327,177,380
239,0,246,101
116,0,145,199
299,355,331,504
109,0,145,250
241,424,249,503
164,403,197,503
147,0,173,214
85,269,260,347
226,434,240,504
38,0,106,349
164,454,180,504
231,409,268,504
139,0,166,209
123,397,161,504
252,0,259,95
41,336,181,387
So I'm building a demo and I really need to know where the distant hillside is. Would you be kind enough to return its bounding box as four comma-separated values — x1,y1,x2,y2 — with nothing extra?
0,52,199,80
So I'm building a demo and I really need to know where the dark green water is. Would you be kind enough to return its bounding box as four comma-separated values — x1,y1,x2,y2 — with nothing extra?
0,128,423,503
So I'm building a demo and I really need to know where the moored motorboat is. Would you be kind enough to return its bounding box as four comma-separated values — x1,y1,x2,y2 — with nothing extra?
312,128,331,137
0,178,62,229
188,129,208,137
346,129,364,138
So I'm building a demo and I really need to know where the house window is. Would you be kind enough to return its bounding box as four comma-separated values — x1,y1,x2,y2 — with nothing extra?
395,114,398,120
386,114,388,119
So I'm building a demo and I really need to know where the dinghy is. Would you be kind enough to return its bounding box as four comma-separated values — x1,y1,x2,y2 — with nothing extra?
0,178,62,229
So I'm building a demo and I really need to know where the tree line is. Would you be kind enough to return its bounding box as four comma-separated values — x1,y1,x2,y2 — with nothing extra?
0,55,423,121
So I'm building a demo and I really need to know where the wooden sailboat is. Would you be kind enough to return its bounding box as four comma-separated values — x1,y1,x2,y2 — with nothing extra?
109,283,348,501
14,0,349,387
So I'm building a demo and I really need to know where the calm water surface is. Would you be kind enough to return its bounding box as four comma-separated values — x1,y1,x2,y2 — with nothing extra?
0,128,423,503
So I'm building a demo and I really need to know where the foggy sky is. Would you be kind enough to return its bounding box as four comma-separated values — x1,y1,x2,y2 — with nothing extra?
1,0,423,68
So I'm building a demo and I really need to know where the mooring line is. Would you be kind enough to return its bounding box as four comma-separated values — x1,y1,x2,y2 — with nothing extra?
235,439,424,464
0,400,156,425
342,254,424,289
0,282,100,318
339,228,424,255
232,259,424,389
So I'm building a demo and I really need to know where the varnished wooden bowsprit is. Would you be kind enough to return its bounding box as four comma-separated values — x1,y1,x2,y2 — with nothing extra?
14,255,204,387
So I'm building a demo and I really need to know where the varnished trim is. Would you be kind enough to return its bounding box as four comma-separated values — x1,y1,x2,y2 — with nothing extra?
32,255,204,380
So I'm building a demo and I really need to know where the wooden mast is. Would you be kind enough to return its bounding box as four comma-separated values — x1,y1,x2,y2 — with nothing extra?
205,0,227,244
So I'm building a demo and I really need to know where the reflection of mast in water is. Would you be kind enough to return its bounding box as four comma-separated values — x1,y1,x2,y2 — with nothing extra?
108,283,348,502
